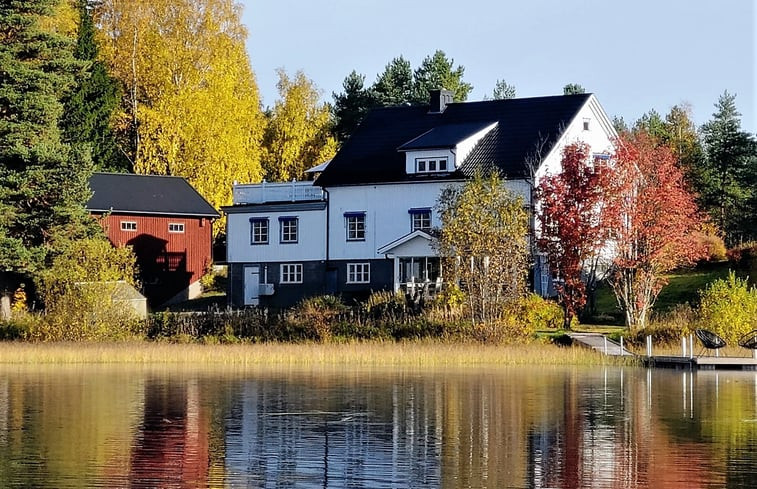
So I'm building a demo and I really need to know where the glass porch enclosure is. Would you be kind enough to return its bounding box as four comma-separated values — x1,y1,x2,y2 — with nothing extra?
398,257,441,298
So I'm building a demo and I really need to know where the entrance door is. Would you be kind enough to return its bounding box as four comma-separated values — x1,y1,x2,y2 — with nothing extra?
244,266,260,306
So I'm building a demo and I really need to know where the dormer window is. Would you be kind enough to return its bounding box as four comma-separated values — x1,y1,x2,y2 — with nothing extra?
416,157,448,173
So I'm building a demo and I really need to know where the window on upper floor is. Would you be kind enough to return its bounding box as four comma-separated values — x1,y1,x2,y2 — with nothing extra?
168,223,185,233
279,216,298,243
250,217,269,245
345,212,366,241
583,118,591,131
415,157,449,173
280,263,303,284
347,263,370,284
121,221,137,232
409,208,432,232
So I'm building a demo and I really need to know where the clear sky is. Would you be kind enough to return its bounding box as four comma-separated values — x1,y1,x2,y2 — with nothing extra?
242,0,756,133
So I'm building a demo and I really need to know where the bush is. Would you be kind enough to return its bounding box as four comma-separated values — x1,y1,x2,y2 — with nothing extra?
291,295,348,342
697,271,757,344
515,294,564,330
694,230,727,262
361,290,406,320
32,239,143,341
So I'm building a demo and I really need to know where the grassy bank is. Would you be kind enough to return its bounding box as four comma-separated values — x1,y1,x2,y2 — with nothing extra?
0,340,636,367
592,262,732,324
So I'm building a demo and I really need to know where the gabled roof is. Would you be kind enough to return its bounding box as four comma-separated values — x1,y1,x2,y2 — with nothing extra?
87,173,219,218
316,93,592,186
377,230,434,255
397,121,496,151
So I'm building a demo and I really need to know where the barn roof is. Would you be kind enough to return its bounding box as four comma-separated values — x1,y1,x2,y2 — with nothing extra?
86,173,219,217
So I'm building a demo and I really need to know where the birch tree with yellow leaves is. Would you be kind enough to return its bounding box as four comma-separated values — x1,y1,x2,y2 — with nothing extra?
262,69,337,182
93,0,265,227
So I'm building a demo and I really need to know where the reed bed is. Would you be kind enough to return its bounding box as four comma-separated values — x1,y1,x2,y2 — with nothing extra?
0,340,637,367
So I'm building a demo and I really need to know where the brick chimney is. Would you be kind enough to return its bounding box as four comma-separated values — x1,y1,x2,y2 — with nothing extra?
429,89,454,113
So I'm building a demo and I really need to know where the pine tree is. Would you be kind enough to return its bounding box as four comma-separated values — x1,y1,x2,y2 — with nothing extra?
411,50,472,104
491,79,516,100
372,56,414,106
61,0,128,172
332,71,377,143
0,0,96,316
700,91,757,244
562,83,586,95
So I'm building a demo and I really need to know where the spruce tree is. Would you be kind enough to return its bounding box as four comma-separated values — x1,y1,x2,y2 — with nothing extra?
61,0,127,172
0,0,96,316
700,91,757,244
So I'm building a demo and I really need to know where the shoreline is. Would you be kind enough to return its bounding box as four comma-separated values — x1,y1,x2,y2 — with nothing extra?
0,340,636,367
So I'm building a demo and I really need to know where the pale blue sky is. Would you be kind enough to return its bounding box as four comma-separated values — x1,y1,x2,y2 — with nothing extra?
242,0,756,133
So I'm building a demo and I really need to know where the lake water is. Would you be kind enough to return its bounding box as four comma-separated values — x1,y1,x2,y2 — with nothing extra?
0,364,756,488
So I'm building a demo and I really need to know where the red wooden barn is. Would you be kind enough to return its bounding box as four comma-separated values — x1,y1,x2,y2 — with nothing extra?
87,173,219,306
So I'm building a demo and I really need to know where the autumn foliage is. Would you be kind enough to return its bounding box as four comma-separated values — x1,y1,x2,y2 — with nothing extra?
538,134,706,329
537,143,613,328
608,132,707,328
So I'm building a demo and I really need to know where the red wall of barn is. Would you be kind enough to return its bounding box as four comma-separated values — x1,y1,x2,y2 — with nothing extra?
98,213,213,287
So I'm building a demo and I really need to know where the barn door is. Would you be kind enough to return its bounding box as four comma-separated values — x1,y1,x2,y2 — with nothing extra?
244,266,260,306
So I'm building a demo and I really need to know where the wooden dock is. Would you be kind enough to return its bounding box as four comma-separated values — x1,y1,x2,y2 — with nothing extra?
644,355,757,371
570,333,757,370
569,333,635,356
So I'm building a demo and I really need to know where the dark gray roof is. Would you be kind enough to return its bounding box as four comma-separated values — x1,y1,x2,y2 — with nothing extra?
87,173,219,217
316,93,592,186
397,121,496,150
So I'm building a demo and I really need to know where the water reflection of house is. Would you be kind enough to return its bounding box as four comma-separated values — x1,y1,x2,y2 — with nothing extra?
129,379,210,486
86,173,219,306
223,378,442,487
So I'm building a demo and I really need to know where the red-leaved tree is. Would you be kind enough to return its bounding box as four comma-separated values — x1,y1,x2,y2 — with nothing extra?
609,131,707,329
537,142,615,328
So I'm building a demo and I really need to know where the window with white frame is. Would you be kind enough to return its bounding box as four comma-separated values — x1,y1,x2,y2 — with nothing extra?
347,263,370,284
121,221,137,231
280,263,303,283
279,216,298,243
409,208,431,232
415,157,448,173
168,223,185,233
250,217,269,244
583,118,591,131
345,212,365,241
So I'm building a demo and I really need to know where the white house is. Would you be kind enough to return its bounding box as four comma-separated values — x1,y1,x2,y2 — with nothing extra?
223,90,616,308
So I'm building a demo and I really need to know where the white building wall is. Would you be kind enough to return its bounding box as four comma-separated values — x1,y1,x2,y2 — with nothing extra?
226,208,326,263
535,95,616,184
328,181,454,260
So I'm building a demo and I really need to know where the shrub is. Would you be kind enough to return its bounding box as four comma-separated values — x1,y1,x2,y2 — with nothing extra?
693,230,727,262
361,290,406,320
727,242,757,268
697,271,757,344
515,293,564,330
33,239,143,341
291,295,348,342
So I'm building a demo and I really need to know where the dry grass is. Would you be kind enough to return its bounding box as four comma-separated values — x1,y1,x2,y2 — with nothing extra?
0,340,636,367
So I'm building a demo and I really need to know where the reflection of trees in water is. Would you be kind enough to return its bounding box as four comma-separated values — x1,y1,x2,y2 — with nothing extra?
1,368,756,488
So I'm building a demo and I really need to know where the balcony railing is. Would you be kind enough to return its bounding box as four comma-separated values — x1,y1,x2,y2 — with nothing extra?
233,180,325,205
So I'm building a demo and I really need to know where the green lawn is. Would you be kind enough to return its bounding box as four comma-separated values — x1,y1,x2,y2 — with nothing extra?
591,262,732,325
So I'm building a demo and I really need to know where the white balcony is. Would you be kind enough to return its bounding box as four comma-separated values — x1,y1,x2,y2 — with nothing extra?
233,180,325,205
